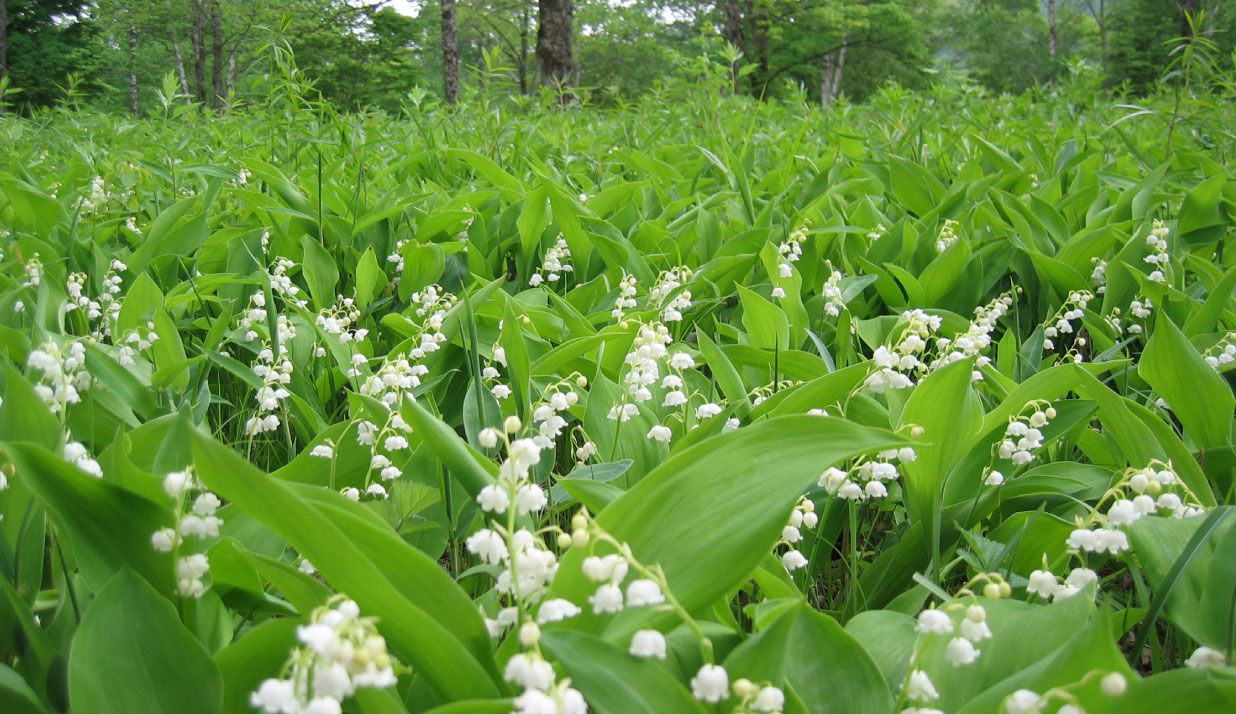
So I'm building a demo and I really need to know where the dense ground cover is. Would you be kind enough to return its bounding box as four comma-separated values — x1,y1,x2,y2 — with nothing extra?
0,80,1234,714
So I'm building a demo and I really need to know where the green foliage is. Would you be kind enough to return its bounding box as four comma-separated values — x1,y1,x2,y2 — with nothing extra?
0,69,1234,714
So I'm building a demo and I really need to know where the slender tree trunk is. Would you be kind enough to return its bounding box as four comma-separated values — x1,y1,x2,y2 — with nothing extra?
210,0,224,107
536,0,574,96
820,37,846,105
227,51,235,96
441,0,460,104
722,0,744,51
722,0,744,93
1178,0,1200,38
1097,0,1106,62
750,1,770,98
173,39,191,97
190,1,208,103
518,3,530,94
128,24,139,115
1047,0,1058,60
0,0,7,87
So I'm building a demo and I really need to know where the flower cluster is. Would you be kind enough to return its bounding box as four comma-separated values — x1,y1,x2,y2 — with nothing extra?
1041,290,1092,361
112,323,159,367
731,678,786,714
610,272,639,320
251,598,397,714
776,497,818,572
359,354,428,407
1026,565,1099,602
409,285,455,354
21,253,43,288
58,439,101,477
1000,670,1127,714
865,310,942,392
315,297,367,345
97,259,127,332
528,386,580,450
818,447,914,502
1144,219,1170,283
529,237,573,287
821,263,847,316
245,340,295,436
649,266,693,323
351,410,414,498
152,468,222,597
609,322,688,422
1027,462,1207,601
1106,296,1152,340
1090,257,1107,294
28,341,91,413
899,573,1011,711
80,176,108,215
1203,332,1235,371
935,219,960,253
776,224,809,278
930,290,1016,380
269,257,310,308
995,403,1056,467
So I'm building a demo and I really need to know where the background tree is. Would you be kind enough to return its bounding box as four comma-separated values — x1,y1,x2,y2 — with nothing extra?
536,0,574,91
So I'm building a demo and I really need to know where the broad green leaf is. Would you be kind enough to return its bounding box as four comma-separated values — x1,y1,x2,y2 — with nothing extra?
724,600,893,714
69,569,222,714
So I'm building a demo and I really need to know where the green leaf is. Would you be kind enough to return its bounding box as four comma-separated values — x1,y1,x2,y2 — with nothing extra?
550,416,902,636
3,442,173,594
898,359,982,527
213,618,300,714
190,430,501,701
724,600,893,714
69,569,222,714
1139,312,1233,449
1177,175,1227,246
518,185,551,267
300,235,339,310
887,155,944,218
540,630,706,714
737,284,790,351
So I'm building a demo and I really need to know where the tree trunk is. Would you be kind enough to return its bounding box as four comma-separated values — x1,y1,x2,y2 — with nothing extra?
0,0,7,87
1047,0,1058,60
190,1,208,103
536,0,574,94
227,51,235,96
820,37,846,105
1098,0,1106,62
173,39,191,97
722,0,744,51
128,24,139,115
441,0,460,104
210,0,224,107
750,1,770,98
1178,0,1200,38
518,3,530,94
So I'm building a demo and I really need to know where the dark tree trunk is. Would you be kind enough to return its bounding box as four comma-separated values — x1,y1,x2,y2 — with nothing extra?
536,0,574,94
190,1,208,103
1047,0,1058,60
519,3,530,94
749,1,770,97
441,0,460,104
1098,0,1106,62
210,0,224,107
128,24,139,115
0,0,7,87
722,0,744,51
